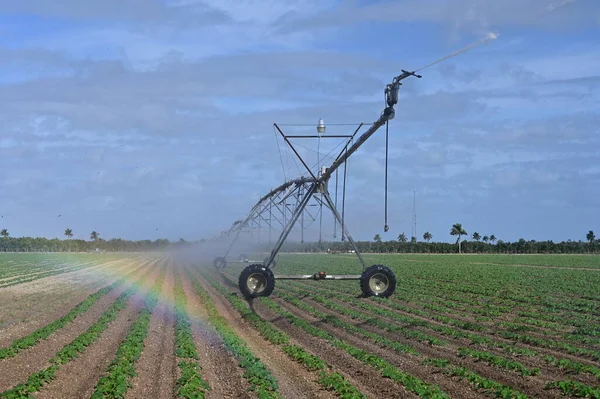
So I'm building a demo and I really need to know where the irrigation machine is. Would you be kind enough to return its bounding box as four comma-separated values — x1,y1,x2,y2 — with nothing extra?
207,68,427,300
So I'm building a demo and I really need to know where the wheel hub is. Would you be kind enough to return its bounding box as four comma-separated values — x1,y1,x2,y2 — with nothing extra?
369,272,389,294
247,273,267,294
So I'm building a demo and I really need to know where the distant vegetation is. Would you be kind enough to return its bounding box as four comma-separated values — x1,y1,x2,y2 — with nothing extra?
0,228,193,252
0,227,597,254
278,226,599,255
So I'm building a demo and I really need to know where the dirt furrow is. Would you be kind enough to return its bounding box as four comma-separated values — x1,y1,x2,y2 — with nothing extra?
215,271,472,398
302,295,564,399
187,265,336,399
274,280,579,398
126,259,177,399
179,265,252,399
0,260,150,392
329,292,600,382
288,279,600,375
32,261,162,399
0,258,153,347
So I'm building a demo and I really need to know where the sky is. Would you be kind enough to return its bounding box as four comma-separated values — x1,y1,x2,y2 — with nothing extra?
0,0,598,243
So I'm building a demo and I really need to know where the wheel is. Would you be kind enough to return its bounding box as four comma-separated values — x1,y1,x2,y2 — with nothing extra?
360,264,396,298
238,264,275,299
213,257,227,270
263,257,277,268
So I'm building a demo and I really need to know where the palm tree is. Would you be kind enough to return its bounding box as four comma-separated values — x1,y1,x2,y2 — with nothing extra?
410,236,417,244
423,232,432,242
90,231,99,241
398,233,407,243
373,234,382,243
587,230,595,244
64,228,73,239
489,234,497,244
483,235,489,243
0,229,9,238
472,232,481,241
450,223,467,254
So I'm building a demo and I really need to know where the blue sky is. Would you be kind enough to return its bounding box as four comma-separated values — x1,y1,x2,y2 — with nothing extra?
0,0,598,243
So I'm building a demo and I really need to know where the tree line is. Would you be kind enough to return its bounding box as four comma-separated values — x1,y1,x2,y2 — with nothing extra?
0,225,597,254
274,225,599,255
0,228,195,253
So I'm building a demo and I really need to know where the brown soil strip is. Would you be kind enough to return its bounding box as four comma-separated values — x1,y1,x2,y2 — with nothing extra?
216,272,541,399
208,268,404,398
276,280,588,397
0,258,152,346
178,265,253,399
337,293,600,374
0,259,152,392
31,261,162,399
186,265,336,399
126,258,177,399
300,295,563,399
212,269,414,399
248,295,417,399
287,280,600,369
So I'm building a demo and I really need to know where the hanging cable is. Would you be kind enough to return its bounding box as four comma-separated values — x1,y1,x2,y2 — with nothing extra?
341,144,348,241
333,167,338,238
384,120,390,232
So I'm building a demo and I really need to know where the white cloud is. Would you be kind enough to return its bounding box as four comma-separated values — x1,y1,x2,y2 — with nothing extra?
0,0,598,242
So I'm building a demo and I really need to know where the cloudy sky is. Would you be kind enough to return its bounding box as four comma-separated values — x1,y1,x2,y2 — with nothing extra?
0,0,598,243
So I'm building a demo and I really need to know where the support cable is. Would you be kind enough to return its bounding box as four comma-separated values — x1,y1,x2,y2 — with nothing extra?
384,120,390,233
341,144,348,241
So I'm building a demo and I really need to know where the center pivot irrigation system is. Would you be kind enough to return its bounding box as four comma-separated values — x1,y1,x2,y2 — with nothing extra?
209,34,499,300
210,69,420,300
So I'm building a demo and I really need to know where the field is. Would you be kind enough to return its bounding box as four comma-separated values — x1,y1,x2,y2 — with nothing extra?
1,252,599,398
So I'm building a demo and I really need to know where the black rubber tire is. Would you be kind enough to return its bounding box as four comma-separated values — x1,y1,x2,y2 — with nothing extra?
360,264,396,298
238,264,275,299
213,257,227,270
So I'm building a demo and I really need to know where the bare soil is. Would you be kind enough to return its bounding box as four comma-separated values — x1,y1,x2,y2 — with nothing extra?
178,264,253,399
34,260,162,399
0,258,152,391
186,264,337,399
126,259,177,399
0,258,152,346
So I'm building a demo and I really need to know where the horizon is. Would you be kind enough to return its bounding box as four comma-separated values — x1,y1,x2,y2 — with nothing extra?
1,0,598,244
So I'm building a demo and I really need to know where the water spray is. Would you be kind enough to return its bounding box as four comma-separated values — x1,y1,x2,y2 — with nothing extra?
415,31,499,73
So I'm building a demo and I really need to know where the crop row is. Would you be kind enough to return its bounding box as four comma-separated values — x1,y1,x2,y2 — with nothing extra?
173,269,211,399
0,260,151,359
184,267,280,398
283,281,600,382
0,261,157,398
422,359,529,399
0,257,99,279
396,268,600,326
269,283,531,399
200,271,367,398
288,278,600,363
89,262,166,398
281,285,540,379
0,262,100,288
276,279,600,398
212,268,456,399
1,284,142,397
280,254,600,330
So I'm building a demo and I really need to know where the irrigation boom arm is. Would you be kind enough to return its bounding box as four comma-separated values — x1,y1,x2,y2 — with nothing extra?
319,70,421,182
